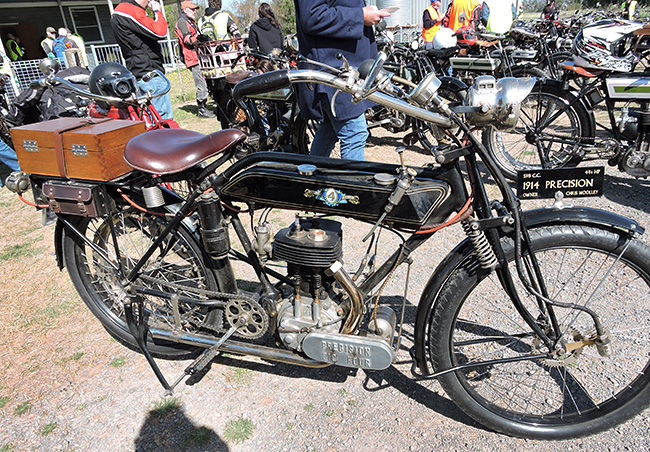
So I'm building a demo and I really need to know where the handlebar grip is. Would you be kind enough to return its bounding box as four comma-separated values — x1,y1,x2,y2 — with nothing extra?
29,78,48,89
231,69,291,106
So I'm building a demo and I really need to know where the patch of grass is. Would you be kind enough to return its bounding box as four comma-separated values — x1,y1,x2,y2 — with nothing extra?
0,396,9,409
16,300,76,330
0,240,40,262
14,401,30,415
224,368,253,386
325,409,334,416
40,422,57,436
110,357,126,367
337,388,347,396
60,352,84,364
223,417,254,444
304,403,314,411
76,403,87,411
1,443,15,452
347,399,357,407
183,426,212,447
151,397,180,418
286,422,294,430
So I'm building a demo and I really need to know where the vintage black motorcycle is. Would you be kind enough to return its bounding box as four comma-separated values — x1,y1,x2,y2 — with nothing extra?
7,54,650,440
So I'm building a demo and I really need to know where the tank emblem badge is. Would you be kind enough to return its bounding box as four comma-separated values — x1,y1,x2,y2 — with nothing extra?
304,188,360,207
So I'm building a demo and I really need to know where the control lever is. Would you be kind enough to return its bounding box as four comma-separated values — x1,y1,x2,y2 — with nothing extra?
363,147,417,242
359,52,387,99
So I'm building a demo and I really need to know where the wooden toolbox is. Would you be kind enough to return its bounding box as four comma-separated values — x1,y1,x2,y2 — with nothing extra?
10,117,146,181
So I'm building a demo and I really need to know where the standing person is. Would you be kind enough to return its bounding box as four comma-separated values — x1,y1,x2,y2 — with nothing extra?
198,2,241,41
41,27,57,59
293,0,390,161
423,0,443,50
443,0,482,32
66,29,88,68
541,0,558,20
110,0,173,120
5,34,23,62
629,0,638,20
0,140,20,187
175,1,216,119
248,3,284,55
483,0,517,34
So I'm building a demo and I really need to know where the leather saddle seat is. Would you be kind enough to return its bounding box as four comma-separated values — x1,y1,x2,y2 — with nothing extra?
123,128,246,175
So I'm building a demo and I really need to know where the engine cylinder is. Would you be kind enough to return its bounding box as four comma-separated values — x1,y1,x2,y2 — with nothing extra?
272,218,342,267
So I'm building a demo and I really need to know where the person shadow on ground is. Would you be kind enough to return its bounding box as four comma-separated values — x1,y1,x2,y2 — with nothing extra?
134,401,230,452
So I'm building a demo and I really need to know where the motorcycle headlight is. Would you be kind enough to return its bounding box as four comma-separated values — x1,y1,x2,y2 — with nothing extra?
465,76,535,131
409,72,442,106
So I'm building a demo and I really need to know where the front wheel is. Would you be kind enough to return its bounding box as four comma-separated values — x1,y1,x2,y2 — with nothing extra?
482,82,592,180
427,224,650,439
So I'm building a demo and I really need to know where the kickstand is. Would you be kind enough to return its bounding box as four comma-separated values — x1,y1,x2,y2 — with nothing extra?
168,317,245,391
124,297,173,394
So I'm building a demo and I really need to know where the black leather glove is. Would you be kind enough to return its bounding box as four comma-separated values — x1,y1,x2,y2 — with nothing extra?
197,34,211,42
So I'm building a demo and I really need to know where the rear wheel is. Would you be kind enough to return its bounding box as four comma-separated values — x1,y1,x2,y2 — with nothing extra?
482,82,592,180
63,209,220,358
427,224,650,439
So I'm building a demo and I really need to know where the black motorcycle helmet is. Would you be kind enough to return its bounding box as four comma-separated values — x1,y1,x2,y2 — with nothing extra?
89,62,138,109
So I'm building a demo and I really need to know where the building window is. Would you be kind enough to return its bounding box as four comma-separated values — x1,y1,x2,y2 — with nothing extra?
69,6,104,44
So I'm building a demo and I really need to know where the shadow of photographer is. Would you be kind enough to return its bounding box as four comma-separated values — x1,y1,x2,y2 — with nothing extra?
135,401,229,452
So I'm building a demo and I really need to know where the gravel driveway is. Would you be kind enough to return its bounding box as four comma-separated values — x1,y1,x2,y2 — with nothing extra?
1,132,650,452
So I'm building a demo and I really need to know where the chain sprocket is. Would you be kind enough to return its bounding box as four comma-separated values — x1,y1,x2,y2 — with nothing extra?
224,297,269,339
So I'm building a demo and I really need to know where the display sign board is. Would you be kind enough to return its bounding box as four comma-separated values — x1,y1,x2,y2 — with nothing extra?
516,167,605,199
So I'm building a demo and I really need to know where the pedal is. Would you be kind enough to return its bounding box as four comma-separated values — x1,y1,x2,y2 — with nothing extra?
169,317,245,391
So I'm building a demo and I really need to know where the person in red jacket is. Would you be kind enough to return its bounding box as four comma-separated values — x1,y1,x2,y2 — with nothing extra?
175,0,215,118
110,0,173,119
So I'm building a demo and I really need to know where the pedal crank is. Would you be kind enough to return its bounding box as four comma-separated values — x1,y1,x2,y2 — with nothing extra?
169,316,247,391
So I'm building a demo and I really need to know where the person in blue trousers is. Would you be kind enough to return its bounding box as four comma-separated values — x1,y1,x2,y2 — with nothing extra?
0,139,19,187
293,0,391,160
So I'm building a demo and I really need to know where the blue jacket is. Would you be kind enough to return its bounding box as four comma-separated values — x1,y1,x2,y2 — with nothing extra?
294,0,378,121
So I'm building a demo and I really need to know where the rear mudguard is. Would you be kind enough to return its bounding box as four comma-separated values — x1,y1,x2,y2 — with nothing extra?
411,205,643,375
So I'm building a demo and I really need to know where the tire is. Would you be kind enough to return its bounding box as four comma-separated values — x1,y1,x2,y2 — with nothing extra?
482,82,592,180
291,116,318,155
62,209,220,358
427,224,650,439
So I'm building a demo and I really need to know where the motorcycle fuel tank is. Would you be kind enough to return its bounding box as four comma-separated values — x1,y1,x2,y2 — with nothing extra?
218,153,466,232
605,73,650,100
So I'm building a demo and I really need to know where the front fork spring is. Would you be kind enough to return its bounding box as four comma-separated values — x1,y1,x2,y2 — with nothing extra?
462,219,498,270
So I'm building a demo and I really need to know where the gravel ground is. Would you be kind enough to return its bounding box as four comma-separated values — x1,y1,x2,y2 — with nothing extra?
2,132,650,452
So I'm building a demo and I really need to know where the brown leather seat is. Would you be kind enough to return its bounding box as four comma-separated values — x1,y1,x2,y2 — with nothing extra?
633,23,650,35
123,128,246,175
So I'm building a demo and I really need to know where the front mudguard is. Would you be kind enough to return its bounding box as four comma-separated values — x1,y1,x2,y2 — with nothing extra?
411,205,644,376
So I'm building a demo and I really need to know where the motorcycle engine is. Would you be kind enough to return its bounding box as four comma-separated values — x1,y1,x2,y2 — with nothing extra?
620,110,650,178
271,217,346,351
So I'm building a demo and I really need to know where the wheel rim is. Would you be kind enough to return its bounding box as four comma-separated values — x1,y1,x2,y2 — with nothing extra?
76,211,216,335
448,239,650,426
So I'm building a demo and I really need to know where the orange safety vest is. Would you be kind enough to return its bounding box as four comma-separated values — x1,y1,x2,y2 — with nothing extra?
445,0,481,32
422,6,442,43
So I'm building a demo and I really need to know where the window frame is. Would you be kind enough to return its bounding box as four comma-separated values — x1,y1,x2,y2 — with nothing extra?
69,5,105,44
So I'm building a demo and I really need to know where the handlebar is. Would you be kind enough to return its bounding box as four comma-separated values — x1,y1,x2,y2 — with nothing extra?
231,65,453,129
29,70,171,107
